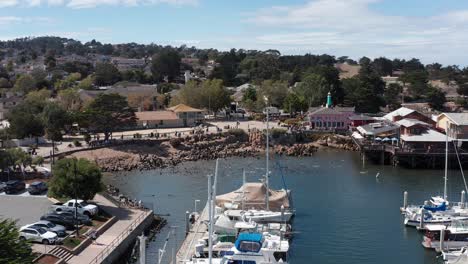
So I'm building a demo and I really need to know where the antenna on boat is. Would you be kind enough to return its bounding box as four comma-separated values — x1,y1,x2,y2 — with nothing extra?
444,122,449,201
208,173,213,264
242,169,246,211
264,96,270,211
208,159,218,264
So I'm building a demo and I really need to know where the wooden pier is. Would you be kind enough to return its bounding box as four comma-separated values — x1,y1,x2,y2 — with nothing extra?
176,203,209,263
351,136,468,168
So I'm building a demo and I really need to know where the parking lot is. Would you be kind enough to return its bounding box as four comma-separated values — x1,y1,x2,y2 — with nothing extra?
0,194,52,226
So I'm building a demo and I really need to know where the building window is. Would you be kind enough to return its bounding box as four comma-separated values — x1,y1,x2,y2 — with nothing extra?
159,120,163,125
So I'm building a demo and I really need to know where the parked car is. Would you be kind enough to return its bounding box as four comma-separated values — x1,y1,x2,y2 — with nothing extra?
53,211,92,226
27,181,48,195
19,225,58,244
4,180,26,194
27,221,67,237
40,214,78,230
51,199,98,216
0,182,6,192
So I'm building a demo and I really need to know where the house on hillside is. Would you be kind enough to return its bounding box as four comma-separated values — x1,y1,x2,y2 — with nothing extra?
436,113,468,141
384,107,435,126
307,92,355,130
0,93,22,120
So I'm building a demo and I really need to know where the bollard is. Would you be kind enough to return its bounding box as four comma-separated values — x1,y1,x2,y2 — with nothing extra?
185,211,190,235
403,191,408,209
440,228,445,252
419,209,425,229
461,191,466,209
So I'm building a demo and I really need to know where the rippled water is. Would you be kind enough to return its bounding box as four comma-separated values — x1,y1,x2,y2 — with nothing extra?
104,149,468,264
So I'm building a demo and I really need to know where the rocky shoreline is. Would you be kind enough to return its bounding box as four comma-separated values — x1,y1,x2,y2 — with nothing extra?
71,131,357,172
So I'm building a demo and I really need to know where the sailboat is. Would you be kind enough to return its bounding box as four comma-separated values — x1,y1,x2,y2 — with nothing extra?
403,124,468,228
185,105,293,264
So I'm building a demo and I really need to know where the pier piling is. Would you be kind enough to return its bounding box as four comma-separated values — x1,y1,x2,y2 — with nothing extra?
403,191,408,209
462,191,466,209
419,209,424,229
440,228,445,252
185,211,190,235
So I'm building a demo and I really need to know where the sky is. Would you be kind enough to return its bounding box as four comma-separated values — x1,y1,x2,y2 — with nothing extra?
1,0,468,65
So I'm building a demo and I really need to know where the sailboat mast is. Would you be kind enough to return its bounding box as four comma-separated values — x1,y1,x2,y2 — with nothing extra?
208,174,213,264
266,108,270,211
444,122,449,201
242,169,246,211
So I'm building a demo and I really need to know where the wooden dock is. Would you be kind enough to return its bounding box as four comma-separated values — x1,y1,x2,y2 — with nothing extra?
176,203,209,263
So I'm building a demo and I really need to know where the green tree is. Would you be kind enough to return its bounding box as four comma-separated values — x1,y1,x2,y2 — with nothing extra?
83,93,136,140
6,148,32,172
7,103,45,139
384,83,403,110
371,57,393,76
94,63,121,86
427,87,446,111
42,102,70,141
242,86,257,102
77,75,94,90
294,73,328,107
13,74,36,94
58,88,82,111
400,70,429,99
256,80,288,108
283,92,306,113
55,72,82,90
49,158,103,201
0,218,34,264
172,79,231,115
151,49,181,82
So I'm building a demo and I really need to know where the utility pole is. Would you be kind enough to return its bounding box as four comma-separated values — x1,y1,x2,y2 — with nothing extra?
73,159,79,237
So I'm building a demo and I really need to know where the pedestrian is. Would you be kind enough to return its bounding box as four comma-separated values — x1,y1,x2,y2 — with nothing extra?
89,228,98,244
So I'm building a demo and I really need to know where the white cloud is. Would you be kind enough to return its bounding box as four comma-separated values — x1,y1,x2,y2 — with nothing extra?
2,0,197,8
242,0,468,65
0,0,18,7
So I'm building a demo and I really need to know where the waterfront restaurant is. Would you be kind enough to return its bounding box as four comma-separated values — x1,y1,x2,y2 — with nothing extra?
383,106,436,126
398,118,450,151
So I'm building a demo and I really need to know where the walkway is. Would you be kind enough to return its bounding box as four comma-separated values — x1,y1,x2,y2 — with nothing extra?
176,203,209,263
68,194,151,264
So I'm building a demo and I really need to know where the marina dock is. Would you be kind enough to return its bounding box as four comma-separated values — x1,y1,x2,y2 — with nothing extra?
176,203,209,263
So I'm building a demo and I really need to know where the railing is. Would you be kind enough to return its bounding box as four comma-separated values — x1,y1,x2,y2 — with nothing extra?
88,211,149,264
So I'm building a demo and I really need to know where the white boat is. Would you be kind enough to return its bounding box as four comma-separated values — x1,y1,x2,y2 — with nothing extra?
224,209,293,223
442,247,468,264
214,214,291,237
403,209,468,229
422,221,468,251
188,232,289,264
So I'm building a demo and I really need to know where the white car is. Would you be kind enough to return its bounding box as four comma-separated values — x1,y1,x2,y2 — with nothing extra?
19,225,58,244
51,199,99,217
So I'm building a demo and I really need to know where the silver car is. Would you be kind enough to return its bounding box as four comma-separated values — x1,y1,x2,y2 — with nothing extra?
29,220,67,237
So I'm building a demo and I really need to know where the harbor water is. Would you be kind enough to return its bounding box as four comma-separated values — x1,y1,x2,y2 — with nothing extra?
104,149,468,264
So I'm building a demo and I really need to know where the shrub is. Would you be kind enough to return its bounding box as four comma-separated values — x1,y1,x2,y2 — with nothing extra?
32,156,45,166
270,128,287,139
169,138,181,147
83,133,91,144
73,140,82,147
284,118,301,126
227,128,247,139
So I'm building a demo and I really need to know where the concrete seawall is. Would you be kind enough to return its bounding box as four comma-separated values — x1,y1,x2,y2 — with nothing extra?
101,211,154,264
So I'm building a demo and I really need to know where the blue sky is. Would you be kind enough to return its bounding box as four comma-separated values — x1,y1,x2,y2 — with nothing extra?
2,0,468,65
